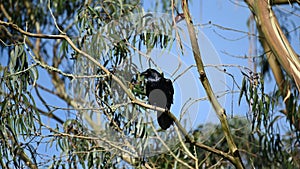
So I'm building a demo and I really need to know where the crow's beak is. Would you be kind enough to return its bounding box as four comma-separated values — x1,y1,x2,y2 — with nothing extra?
140,71,148,77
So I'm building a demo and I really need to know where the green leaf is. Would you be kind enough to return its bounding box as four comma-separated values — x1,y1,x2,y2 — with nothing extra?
268,115,283,131
252,87,258,113
239,77,246,105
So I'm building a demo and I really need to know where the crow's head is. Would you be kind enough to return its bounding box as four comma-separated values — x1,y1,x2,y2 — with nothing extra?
141,68,163,82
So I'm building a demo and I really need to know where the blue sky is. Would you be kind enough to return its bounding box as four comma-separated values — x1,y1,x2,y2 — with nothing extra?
1,0,300,166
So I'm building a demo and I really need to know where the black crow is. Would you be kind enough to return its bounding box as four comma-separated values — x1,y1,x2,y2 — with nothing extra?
141,68,174,130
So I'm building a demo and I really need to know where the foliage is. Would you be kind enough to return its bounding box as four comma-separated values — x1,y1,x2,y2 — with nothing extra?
0,0,300,168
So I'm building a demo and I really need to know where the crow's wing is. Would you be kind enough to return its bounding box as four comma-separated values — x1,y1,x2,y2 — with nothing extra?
164,78,174,108
157,78,174,130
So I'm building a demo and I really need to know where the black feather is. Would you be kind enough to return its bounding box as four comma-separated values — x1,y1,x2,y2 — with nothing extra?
141,68,174,130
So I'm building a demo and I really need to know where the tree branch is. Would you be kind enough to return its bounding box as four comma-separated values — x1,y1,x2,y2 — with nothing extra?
272,0,300,5
181,1,245,168
245,0,300,130
245,0,300,92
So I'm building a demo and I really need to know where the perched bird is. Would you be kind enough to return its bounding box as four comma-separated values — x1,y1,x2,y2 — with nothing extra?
141,68,174,130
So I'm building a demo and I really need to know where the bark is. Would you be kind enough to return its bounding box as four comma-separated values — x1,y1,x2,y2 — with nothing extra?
245,0,300,92
245,0,300,130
